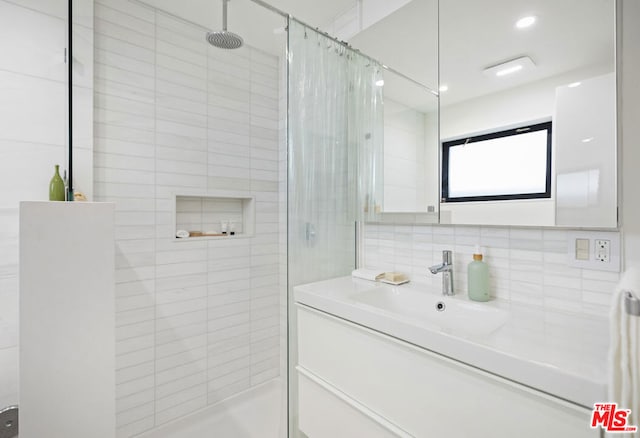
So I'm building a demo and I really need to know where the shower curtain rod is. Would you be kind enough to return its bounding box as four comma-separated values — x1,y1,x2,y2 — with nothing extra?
247,0,438,96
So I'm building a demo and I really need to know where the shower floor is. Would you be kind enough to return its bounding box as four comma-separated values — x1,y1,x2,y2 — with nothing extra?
136,378,285,438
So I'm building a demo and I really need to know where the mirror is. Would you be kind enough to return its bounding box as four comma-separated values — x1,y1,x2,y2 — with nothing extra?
350,0,617,227
349,0,440,219
377,70,439,215
440,0,617,227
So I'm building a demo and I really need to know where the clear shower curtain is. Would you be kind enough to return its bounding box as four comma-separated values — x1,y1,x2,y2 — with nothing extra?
287,19,384,288
286,19,384,437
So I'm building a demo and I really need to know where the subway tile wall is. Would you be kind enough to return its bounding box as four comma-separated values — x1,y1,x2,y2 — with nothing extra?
363,223,620,318
93,0,284,436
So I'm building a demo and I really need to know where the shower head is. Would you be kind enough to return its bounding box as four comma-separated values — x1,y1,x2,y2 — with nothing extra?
206,30,243,49
206,0,243,49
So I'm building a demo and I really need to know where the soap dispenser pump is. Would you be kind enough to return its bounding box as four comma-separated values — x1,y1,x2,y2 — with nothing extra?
468,246,489,302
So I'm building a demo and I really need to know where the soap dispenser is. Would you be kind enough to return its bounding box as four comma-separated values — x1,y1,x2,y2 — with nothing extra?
468,246,489,302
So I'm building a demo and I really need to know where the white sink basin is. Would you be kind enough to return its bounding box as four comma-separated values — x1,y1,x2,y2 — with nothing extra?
350,286,509,336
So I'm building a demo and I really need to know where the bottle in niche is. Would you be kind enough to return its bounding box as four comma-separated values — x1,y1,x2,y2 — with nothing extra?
49,164,65,201
468,246,490,302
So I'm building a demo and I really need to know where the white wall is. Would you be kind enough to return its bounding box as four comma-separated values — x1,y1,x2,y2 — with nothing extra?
440,63,613,140
555,73,617,228
93,1,284,436
0,0,93,410
383,99,427,212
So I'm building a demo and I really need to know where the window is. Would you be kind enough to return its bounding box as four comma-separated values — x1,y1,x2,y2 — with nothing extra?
441,121,552,202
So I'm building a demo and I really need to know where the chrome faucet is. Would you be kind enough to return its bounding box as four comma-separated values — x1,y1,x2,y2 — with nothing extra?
429,250,454,296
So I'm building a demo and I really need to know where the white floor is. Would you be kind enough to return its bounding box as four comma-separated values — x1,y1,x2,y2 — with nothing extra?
136,379,286,438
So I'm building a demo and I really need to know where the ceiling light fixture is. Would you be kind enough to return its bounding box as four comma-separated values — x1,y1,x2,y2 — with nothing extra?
568,82,582,88
496,65,522,76
515,16,536,29
582,137,594,143
439,85,449,92
483,56,535,78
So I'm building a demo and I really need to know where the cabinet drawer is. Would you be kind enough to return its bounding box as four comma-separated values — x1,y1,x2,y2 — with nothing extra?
298,368,407,438
297,304,598,438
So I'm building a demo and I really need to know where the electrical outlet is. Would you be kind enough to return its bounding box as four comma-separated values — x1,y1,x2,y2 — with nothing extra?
567,231,620,272
595,239,610,262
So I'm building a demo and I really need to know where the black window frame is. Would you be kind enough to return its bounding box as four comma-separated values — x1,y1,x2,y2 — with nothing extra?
441,121,553,203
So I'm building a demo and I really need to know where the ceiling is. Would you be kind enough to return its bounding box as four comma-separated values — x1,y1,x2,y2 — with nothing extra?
350,0,615,107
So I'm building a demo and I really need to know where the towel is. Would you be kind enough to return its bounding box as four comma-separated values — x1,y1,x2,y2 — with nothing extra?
351,268,385,282
609,267,640,434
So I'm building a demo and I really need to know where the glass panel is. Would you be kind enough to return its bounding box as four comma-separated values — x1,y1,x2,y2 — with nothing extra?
287,18,383,437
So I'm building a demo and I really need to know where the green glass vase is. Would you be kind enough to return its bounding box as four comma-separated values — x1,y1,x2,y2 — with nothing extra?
49,164,65,201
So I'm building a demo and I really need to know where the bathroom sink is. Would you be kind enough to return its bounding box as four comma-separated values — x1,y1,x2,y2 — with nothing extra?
350,286,509,336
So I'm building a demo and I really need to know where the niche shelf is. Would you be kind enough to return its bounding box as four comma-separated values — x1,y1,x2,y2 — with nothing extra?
173,194,255,241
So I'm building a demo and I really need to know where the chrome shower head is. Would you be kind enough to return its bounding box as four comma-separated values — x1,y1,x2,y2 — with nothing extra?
207,0,244,49
206,30,243,49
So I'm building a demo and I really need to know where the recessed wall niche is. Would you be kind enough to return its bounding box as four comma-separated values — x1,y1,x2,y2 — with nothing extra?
173,194,255,240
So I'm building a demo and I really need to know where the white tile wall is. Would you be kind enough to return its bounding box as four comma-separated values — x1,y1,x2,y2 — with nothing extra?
383,99,426,212
363,223,620,318
94,1,284,436
0,0,93,409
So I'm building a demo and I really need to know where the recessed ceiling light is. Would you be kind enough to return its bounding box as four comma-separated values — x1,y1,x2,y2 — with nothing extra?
439,85,449,92
515,16,536,29
375,79,385,87
483,56,535,78
568,82,582,88
582,137,594,143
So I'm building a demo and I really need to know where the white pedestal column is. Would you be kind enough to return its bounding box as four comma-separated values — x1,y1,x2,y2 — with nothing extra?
19,201,115,438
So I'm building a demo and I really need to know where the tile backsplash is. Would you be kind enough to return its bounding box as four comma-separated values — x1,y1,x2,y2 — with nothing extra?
362,223,620,318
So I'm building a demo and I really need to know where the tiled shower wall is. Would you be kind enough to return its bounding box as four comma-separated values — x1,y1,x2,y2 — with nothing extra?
93,0,283,436
363,223,620,318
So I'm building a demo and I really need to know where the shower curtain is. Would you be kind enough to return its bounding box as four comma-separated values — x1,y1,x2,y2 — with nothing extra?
287,20,384,436
287,19,384,287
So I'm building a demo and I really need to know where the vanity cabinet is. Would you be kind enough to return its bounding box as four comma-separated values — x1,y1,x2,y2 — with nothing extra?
296,304,599,438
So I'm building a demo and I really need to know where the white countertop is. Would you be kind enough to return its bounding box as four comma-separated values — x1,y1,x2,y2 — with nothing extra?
294,276,609,408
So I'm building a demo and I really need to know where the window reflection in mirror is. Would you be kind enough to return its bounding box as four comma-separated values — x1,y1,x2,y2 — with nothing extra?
439,0,616,227
442,121,552,202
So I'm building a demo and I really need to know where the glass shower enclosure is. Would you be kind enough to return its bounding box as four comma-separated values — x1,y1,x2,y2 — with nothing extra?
286,18,385,437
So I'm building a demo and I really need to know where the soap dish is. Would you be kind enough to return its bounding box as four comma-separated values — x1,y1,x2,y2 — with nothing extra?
379,272,409,285
379,278,410,286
